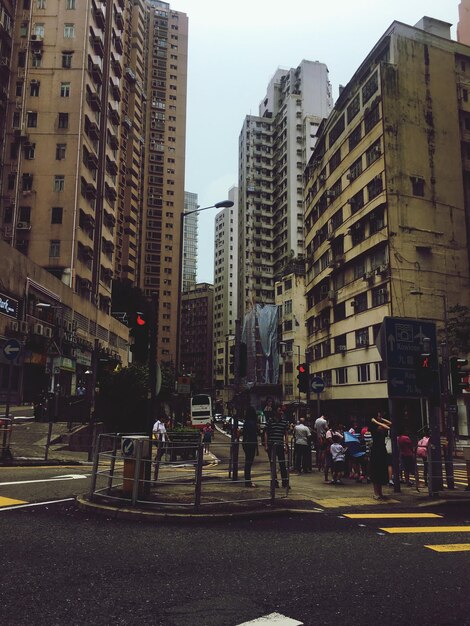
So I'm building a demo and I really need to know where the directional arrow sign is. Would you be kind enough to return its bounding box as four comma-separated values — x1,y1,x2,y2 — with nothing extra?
3,339,21,361
311,376,325,393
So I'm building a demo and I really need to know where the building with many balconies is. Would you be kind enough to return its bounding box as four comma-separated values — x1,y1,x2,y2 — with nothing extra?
304,17,470,433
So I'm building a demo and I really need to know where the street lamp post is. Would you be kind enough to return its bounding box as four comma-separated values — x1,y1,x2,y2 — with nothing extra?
176,200,234,376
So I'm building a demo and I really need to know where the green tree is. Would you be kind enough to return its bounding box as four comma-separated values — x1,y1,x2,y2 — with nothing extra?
96,364,149,433
446,305,470,355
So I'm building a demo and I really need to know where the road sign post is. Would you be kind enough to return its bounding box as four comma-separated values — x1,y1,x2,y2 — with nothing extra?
310,376,325,420
2,339,22,458
376,317,443,495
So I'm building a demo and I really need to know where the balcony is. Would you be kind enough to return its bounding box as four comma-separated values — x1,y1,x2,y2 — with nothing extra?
93,1,106,29
89,55,103,84
90,28,104,57
87,87,102,112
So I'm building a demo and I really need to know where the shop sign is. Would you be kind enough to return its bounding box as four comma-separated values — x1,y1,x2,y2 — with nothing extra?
0,292,19,319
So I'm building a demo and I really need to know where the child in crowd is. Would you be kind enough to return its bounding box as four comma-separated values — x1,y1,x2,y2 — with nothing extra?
330,435,347,485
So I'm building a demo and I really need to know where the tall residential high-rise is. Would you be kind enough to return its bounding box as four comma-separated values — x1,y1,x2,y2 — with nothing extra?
182,191,198,293
458,1,470,45
304,17,470,430
213,186,238,396
237,60,333,320
139,1,188,366
0,1,14,184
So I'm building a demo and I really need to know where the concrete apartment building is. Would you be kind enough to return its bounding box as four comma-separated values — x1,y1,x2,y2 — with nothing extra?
182,191,198,293
0,1,14,184
237,60,333,321
458,0,470,45
275,264,308,403
304,17,470,434
213,186,238,401
139,1,188,366
181,282,214,392
0,0,188,371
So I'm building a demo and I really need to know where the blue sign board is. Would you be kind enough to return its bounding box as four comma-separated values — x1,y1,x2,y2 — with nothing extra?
3,339,21,361
0,292,19,319
311,376,325,393
376,317,438,398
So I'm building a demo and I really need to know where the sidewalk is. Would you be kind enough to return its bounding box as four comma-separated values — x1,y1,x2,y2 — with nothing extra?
2,419,470,520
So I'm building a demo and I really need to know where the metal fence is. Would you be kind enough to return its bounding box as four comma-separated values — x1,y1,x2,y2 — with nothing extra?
88,434,291,511
0,416,13,459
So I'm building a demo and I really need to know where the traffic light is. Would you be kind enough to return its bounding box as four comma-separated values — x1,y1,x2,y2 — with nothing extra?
450,357,470,396
415,353,438,395
297,363,309,393
130,310,149,364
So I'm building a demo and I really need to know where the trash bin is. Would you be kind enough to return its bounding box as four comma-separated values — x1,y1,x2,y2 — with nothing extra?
121,436,150,497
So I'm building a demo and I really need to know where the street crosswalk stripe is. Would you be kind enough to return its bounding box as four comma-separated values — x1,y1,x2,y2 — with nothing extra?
237,612,303,625
0,496,27,507
315,497,400,507
380,526,470,534
344,513,442,519
424,544,470,552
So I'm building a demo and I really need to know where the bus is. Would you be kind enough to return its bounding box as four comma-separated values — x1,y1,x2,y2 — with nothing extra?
190,394,212,429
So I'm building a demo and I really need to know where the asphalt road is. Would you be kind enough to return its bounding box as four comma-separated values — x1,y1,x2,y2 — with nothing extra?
1,485,470,626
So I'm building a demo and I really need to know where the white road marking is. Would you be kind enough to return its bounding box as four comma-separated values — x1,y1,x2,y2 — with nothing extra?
0,474,88,486
0,497,75,511
237,613,303,625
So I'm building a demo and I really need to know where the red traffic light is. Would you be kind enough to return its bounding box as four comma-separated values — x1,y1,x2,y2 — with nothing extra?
136,312,146,326
297,364,306,373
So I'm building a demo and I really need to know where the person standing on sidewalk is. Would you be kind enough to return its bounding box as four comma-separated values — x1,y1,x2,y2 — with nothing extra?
264,407,290,489
242,406,259,487
314,414,329,471
152,415,168,480
293,417,311,474
369,413,392,500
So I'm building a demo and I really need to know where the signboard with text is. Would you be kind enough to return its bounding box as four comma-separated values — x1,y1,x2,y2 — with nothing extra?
376,316,438,398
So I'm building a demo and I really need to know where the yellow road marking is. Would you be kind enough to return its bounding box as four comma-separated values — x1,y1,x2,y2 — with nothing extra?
425,544,470,552
315,497,399,508
0,496,27,507
344,513,442,519
380,526,470,534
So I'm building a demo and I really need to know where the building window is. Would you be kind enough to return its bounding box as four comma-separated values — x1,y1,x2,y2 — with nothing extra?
284,278,292,290
56,143,66,160
375,362,386,381
347,93,360,123
367,175,383,201
362,71,378,105
27,112,38,128
60,82,71,97
364,105,380,134
22,174,33,191
353,291,368,313
64,23,75,38
349,189,364,214
62,52,73,69
372,286,388,307
16,82,23,97
66,0,75,7
284,300,292,315
351,221,365,246
349,124,362,151
13,112,21,128
335,334,347,353
19,206,31,222
357,364,370,382
355,327,369,348
24,143,36,160
51,207,63,224
54,175,65,192
410,176,425,197
30,81,40,96
58,112,69,129
335,367,348,385
349,156,362,181
31,53,42,68
34,23,45,37
366,140,381,166
36,0,46,7
18,51,26,67
49,240,60,257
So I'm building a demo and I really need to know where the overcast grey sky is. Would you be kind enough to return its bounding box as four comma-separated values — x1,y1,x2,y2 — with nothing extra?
174,0,458,283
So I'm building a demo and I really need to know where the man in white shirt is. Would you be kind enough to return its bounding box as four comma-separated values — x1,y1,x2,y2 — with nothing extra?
314,414,328,471
152,417,167,480
293,417,312,474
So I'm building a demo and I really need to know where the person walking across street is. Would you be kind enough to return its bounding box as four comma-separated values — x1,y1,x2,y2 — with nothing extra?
242,406,259,487
293,417,311,474
264,407,290,489
202,423,213,454
417,429,430,486
398,430,416,486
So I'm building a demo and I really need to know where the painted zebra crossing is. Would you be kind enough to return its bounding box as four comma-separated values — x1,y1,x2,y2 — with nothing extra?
343,510,470,552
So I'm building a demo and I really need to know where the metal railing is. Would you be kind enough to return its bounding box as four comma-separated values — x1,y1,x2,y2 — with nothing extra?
0,416,13,459
88,434,291,511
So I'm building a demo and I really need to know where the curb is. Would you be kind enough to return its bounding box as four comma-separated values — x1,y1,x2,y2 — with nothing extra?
0,457,85,467
76,496,322,523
